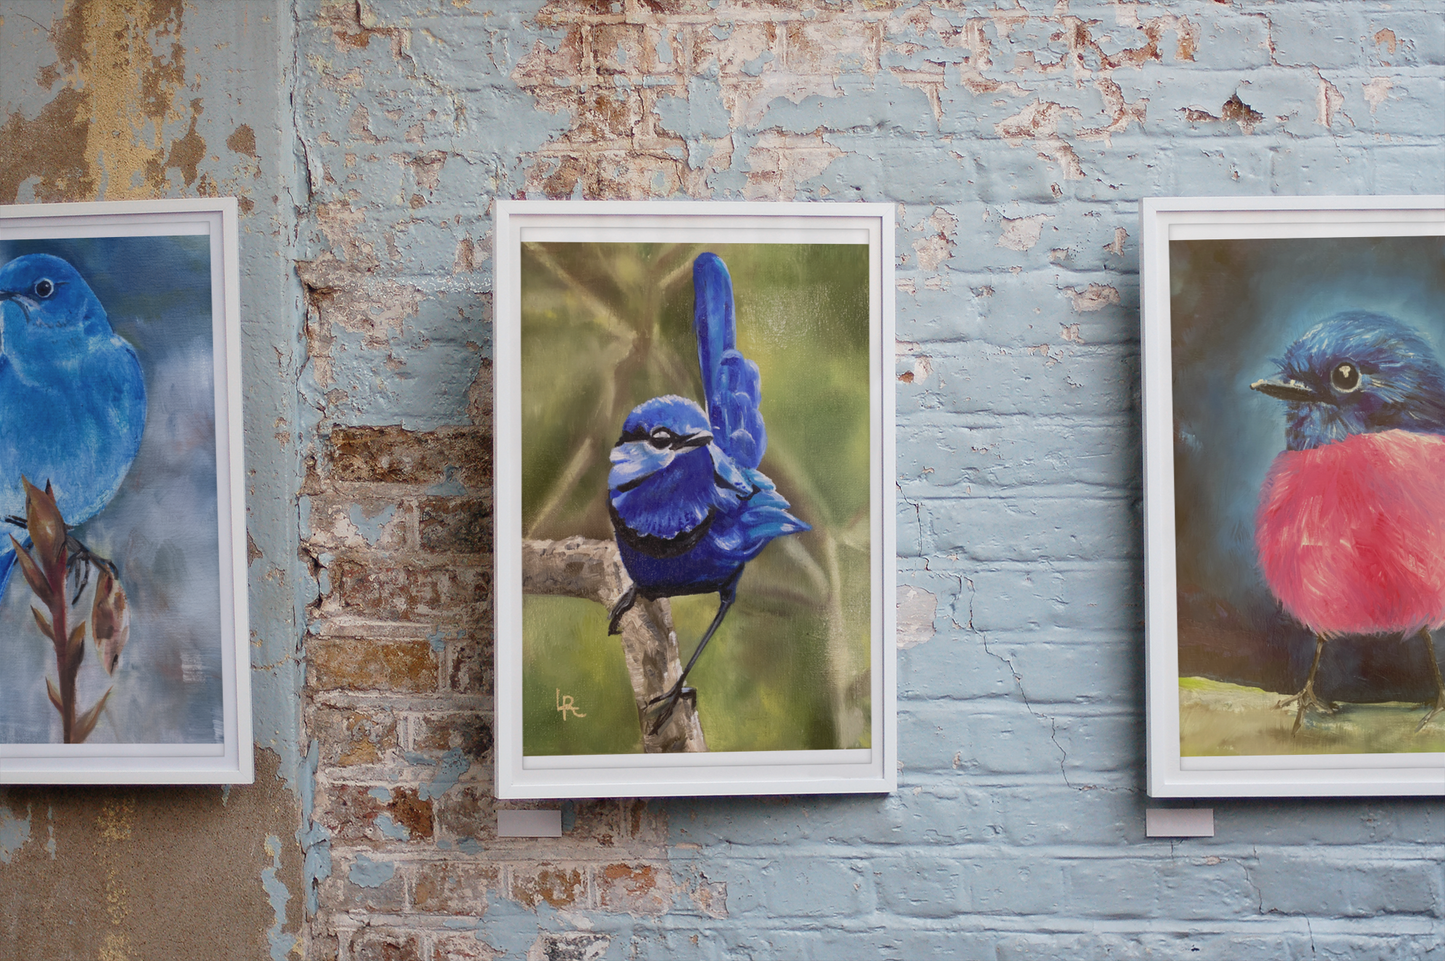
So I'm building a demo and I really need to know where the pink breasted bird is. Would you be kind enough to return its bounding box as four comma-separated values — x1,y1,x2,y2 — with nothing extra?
1252,311,1445,732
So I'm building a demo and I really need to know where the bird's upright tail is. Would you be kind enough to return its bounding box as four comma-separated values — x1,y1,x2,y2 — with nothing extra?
693,252,767,471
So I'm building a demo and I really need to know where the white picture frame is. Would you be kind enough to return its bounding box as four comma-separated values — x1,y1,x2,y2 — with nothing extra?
494,201,896,798
1142,195,1445,797
0,198,251,784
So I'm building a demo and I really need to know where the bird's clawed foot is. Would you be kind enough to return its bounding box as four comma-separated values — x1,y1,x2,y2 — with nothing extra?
607,585,637,636
1277,682,1336,733
1416,628,1445,732
7,513,120,605
644,683,696,735
1415,693,1445,732
64,535,120,605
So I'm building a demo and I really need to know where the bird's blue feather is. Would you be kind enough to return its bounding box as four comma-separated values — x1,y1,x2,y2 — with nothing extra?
0,253,147,598
693,252,767,470
1265,310,1445,450
607,253,809,726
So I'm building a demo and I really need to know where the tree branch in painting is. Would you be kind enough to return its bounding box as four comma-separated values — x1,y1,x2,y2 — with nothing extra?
11,476,128,744
522,536,707,753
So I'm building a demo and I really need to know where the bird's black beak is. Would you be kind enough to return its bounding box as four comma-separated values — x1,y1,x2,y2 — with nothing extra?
677,431,712,450
1250,377,1317,403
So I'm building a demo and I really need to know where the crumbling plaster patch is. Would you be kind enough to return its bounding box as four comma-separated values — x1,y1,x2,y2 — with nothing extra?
509,2,1190,199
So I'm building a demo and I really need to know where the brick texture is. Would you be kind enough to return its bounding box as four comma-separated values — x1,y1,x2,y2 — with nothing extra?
292,1,1445,958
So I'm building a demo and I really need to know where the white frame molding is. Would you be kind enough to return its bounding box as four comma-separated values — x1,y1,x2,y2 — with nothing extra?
1142,195,1445,798
494,201,896,799
0,198,251,785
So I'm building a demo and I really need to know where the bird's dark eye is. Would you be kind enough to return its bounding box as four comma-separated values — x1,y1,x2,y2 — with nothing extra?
1330,362,1361,392
648,428,671,449
32,278,54,299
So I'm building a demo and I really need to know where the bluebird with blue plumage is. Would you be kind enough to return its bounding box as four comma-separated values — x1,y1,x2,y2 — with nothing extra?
607,252,809,732
1252,310,1445,732
0,253,147,596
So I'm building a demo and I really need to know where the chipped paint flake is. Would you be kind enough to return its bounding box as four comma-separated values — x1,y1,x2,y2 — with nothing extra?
527,931,611,961
1317,73,1349,128
263,835,298,961
996,101,1085,180
913,207,958,271
998,213,1052,252
0,803,31,863
897,585,937,650
1063,284,1121,313
1363,77,1393,115
348,853,397,888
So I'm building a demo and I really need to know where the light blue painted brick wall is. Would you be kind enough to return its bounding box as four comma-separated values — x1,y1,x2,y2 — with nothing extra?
288,0,1445,958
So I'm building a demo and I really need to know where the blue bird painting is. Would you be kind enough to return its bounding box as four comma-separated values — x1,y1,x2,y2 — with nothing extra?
0,253,147,595
0,233,233,748
606,253,809,732
520,241,872,755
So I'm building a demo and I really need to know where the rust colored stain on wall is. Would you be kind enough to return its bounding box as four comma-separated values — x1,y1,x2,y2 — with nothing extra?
0,0,205,203
0,751,302,961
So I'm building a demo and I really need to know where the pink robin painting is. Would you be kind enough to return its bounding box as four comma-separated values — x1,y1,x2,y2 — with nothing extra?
1252,310,1445,733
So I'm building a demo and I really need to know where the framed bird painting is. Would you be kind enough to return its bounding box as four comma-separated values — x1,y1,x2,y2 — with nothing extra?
1142,195,1445,797
0,199,250,785
494,201,896,798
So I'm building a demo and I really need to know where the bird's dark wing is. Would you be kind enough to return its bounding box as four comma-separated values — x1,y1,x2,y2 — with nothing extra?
693,252,767,470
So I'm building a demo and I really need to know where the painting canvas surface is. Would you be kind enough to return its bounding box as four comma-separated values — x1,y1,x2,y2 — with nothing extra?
520,241,872,757
1171,232,1445,757
0,233,223,746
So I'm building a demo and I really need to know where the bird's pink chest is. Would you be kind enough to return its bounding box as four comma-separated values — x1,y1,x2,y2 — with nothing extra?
1255,430,1445,635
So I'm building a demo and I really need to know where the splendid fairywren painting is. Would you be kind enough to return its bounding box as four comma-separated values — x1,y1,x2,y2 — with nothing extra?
518,240,873,758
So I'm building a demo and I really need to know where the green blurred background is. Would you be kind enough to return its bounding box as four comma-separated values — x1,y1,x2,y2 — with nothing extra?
520,242,873,755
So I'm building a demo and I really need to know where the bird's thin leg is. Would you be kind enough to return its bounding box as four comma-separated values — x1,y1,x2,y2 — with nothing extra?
1414,627,1445,732
62,534,121,605
607,584,638,636
646,594,734,735
1277,633,1334,733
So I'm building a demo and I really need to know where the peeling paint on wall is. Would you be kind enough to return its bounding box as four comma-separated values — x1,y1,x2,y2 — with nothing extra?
4,0,1440,957
0,0,212,202
0,2,305,957
0,801,31,863
897,585,938,650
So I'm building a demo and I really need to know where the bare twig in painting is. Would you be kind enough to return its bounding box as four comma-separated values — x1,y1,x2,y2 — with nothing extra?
522,536,707,753
11,476,119,744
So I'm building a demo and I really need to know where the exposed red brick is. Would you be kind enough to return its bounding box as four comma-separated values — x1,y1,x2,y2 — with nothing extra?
315,785,434,843
311,706,400,767
432,933,503,961
319,859,407,913
432,785,495,842
308,637,437,694
410,861,500,915
345,928,423,961
326,558,491,621
322,425,491,488
596,862,672,916
591,23,647,75
414,712,494,764
444,636,494,696
510,864,588,910
418,495,493,553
